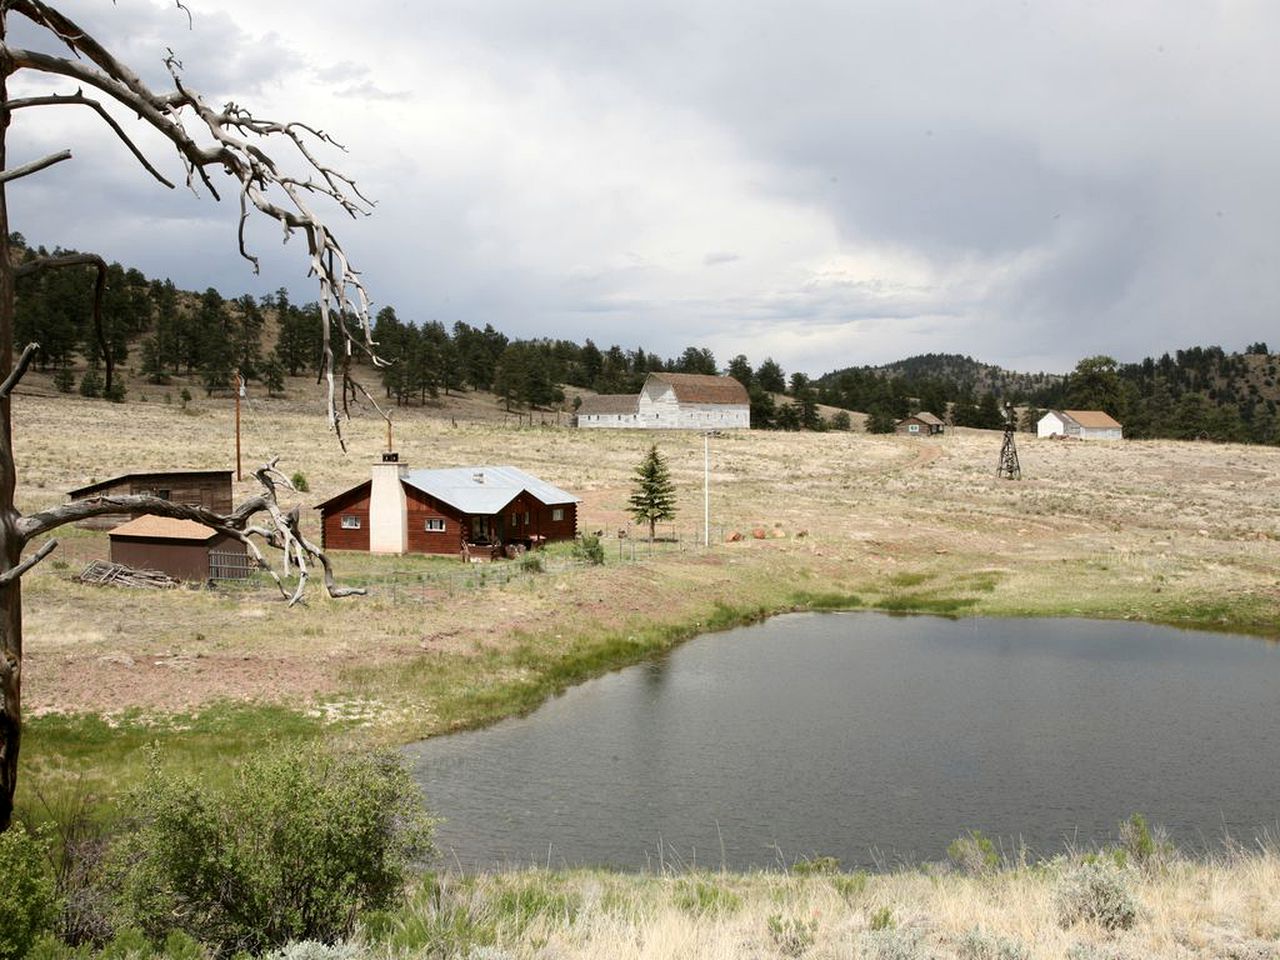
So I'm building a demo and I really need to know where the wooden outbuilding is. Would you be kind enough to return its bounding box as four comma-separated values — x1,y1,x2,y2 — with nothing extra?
107,515,248,581
1037,410,1123,440
316,456,579,558
68,470,233,529
895,412,945,436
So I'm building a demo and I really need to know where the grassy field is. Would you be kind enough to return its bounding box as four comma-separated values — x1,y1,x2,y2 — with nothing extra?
10,383,1280,807
361,847,1280,959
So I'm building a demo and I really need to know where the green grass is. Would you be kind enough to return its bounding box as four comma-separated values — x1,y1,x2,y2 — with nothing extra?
17,704,330,822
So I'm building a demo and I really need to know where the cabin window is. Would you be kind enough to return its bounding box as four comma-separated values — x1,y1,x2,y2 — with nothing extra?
157,488,171,500
340,515,361,530
552,508,564,522
908,424,919,433
425,518,445,533
524,511,530,525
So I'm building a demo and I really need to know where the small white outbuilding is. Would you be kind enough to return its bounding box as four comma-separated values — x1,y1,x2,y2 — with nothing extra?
1037,409,1123,440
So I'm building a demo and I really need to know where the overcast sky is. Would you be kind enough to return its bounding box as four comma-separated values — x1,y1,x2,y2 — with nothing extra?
8,1,1279,376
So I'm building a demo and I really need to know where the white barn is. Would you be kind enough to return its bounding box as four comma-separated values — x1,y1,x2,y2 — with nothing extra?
575,373,751,429
1037,409,1123,440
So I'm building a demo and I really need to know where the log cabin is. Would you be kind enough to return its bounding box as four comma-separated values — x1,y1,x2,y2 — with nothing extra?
316,454,579,558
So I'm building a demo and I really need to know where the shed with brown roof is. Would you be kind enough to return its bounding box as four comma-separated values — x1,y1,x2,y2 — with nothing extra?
108,515,247,581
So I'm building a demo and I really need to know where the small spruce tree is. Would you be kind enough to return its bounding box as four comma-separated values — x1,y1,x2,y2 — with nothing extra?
628,444,677,542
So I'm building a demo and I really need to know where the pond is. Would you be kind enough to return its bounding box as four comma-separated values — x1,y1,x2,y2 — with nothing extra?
406,612,1280,871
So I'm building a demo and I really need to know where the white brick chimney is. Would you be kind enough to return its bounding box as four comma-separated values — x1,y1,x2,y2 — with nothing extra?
369,452,408,554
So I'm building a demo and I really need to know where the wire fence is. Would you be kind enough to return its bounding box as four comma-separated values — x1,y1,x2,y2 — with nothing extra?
208,525,730,602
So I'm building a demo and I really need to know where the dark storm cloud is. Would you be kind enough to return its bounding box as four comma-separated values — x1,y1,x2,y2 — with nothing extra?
11,1,1280,374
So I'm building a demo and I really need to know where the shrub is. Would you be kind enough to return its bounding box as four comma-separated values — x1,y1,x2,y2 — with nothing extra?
78,369,102,399
109,745,435,954
860,928,924,960
958,927,1030,960
53,368,75,393
947,830,1000,875
1054,861,1137,931
869,905,896,931
0,824,60,960
791,854,840,876
264,942,360,960
573,532,605,565
672,879,742,916
766,914,816,957
104,381,127,403
290,471,310,493
519,552,543,574
830,410,852,431
1117,812,1170,871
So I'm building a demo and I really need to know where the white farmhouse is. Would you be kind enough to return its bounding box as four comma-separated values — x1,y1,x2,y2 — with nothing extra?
1037,409,1123,440
575,373,751,429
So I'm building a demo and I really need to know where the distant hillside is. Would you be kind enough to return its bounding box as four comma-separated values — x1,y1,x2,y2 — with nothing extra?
819,353,1063,400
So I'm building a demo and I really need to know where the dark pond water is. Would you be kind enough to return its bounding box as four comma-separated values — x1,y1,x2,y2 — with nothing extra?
406,613,1280,871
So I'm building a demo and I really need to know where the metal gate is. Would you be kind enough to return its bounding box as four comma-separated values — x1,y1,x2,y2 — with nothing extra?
209,549,254,581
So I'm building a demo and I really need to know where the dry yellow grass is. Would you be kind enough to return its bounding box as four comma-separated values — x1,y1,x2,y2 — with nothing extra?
378,850,1280,959
9,385,1280,724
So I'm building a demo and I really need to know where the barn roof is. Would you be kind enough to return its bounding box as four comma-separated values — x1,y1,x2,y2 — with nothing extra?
107,516,219,541
914,411,945,426
577,394,638,415
645,372,750,405
1060,409,1123,429
69,469,233,498
403,466,579,515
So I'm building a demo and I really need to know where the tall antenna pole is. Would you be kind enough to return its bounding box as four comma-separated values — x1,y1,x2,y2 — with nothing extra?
997,402,1021,480
703,430,710,547
234,369,243,481
386,417,393,453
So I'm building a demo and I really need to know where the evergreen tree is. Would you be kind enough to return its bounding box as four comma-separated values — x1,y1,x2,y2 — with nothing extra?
865,406,897,434
628,444,677,542
756,357,786,393
727,354,753,389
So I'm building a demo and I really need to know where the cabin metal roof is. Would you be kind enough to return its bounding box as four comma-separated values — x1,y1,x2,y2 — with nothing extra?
403,466,579,515
914,411,945,426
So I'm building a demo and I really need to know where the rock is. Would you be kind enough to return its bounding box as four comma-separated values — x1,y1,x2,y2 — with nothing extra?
752,528,767,539
726,531,743,542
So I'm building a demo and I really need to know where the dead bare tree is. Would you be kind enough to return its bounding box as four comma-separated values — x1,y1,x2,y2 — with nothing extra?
0,1,386,830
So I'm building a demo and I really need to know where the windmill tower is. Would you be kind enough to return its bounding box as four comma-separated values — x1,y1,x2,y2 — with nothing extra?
997,403,1022,480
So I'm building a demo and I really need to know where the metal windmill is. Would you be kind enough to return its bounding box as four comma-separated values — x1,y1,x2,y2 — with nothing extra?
997,402,1022,480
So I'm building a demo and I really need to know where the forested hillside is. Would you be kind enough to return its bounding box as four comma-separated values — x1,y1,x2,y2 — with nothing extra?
13,236,1278,442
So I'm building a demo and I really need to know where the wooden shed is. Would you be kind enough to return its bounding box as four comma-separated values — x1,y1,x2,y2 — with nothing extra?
108,516,248,581
895,412,945,436
68,470,234,530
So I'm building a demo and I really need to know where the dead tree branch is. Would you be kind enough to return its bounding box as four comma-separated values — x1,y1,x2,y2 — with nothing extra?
6,93,176,187
4,0,383,445
0,343,38,398
0,148,70,183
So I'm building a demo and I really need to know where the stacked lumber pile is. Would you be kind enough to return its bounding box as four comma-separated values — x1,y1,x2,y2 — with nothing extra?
78,560,179,589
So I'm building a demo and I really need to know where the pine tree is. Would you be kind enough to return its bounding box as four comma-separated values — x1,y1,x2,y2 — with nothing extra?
628,444,677,542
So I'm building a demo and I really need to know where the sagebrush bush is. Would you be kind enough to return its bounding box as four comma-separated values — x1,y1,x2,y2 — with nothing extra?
860,928,926,960
958,927,1029,960
0,823,60,960
573,533,605,565
766,914,816,957
947,830,999,875
1054,861,1137,931
109,745,435,954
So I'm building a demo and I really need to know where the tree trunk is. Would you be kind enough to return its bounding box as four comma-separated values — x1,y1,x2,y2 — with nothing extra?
0,15,22,832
